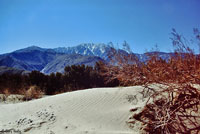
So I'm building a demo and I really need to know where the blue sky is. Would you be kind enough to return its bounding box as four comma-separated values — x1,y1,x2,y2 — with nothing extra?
0,0,200,54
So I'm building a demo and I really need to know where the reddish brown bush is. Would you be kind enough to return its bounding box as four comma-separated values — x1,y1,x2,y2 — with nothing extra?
100,29,200,86
99,29,200,133
131,84,200,134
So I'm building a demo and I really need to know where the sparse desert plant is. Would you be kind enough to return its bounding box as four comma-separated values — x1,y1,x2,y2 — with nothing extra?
130,84,200,134
3,88,11,98
99,29,200,133
99,29,200,86
0,88,11,102
23,86,44,101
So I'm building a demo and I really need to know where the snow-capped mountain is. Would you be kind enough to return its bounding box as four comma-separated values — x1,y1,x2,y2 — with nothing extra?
54,43,114,60
53,43,171,62
0,43,173,74
0,45,104,74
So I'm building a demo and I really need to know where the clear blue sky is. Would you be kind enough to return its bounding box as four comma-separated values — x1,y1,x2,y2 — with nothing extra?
0,0,200,54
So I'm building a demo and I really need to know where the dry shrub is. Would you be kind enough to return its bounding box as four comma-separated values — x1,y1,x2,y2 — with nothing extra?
100,47,143,86
0,89,11,102
2,88,11,97
100,29,200,86
100,49,200,86
99,29,200,133
130,84,200,134
22,86,44,101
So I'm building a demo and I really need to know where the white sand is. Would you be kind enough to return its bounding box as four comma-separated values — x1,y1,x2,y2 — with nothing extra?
0,86,149,134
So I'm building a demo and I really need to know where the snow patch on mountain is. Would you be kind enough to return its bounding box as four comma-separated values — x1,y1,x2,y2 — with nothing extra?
54,43,113,60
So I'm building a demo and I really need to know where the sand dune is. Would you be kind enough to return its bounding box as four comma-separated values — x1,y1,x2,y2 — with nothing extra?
0,86,148,134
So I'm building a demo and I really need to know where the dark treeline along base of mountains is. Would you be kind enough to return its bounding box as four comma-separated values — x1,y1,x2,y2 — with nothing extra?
0,43,172,95
0,64,110,95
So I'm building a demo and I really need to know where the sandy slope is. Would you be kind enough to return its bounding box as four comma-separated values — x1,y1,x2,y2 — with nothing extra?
0,86,148,134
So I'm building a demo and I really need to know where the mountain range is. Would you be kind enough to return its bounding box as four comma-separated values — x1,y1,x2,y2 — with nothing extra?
0,43,172,74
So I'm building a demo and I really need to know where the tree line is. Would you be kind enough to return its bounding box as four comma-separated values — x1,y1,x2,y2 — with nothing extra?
0,63,119,95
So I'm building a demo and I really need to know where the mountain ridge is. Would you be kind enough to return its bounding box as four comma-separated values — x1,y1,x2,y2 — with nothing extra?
0,43,173,74
0,44,106,74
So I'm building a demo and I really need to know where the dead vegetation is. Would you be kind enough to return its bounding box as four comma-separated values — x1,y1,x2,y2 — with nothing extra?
0,86,44,102
99,29,200,133
22,86,44,101
131,84,200,134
